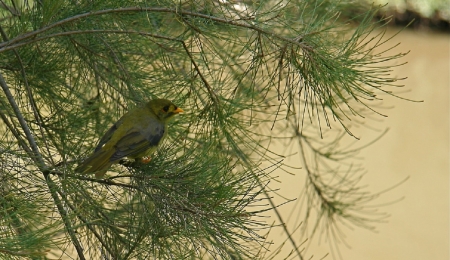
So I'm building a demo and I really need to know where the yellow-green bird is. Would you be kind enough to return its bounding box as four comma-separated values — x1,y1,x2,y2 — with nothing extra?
76,99,183,178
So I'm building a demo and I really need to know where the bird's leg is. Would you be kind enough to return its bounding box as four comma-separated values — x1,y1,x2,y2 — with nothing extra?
141,156,151,164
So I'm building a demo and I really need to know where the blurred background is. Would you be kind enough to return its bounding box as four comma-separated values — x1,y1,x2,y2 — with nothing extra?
269,0,449,259
342,26,448,260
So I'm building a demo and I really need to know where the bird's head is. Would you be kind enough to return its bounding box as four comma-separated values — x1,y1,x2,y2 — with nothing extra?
147,99,183,121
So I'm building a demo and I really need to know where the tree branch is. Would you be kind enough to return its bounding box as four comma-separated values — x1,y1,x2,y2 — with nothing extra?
46,175,86,260
0,72,47,169
0,7,309,52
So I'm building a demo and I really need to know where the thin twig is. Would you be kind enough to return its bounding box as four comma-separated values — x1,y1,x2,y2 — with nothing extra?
0,7,309,51
0,53,85,259
46,175,86,260
0,72,47,169
181,41,220,104
0,25,55,164
0,0,20,16
56,188,117,259
0,103,33,156
256,178,305,260
0,29,179,53
49,169,154,195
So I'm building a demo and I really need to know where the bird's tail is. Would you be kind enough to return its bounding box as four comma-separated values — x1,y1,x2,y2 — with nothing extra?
75,149,115,178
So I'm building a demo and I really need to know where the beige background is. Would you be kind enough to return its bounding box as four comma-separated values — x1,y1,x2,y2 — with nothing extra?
268,28,449,259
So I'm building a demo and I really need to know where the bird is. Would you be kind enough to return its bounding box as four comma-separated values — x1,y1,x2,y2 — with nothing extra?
76,99,183,178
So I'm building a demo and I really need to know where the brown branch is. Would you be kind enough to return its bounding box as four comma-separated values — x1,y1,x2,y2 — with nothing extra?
0,72,47,169
48,169,154,195
0,7,309,52
0,29,179,53
0,59,83,259
45,175,86,260
0,25,56,165
0,0,20,16
55,189,117,259
181,41,220,104
0,104,33,157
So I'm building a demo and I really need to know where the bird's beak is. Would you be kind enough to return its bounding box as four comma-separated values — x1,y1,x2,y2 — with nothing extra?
174,107,184,113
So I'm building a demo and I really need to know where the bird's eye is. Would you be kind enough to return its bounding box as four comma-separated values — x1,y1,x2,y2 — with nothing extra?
162,105,170,112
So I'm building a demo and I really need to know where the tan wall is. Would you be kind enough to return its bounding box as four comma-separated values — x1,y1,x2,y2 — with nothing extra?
269,28,450,260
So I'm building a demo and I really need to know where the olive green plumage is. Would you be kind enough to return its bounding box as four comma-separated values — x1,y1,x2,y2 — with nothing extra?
76,99,183,178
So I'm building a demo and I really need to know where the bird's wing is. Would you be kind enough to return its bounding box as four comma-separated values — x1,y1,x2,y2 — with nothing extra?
95,117,125,152
109,121,165,161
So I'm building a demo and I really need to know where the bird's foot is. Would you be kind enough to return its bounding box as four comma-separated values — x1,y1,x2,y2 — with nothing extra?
141,156,151,164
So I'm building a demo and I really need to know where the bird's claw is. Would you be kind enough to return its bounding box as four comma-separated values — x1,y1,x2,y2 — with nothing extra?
141,156,151,164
